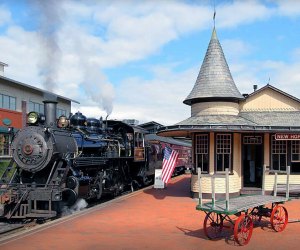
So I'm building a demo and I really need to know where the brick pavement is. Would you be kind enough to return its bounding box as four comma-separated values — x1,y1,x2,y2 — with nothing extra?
0,174,299,250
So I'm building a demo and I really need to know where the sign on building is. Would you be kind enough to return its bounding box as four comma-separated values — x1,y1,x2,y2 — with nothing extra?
275,134,300,140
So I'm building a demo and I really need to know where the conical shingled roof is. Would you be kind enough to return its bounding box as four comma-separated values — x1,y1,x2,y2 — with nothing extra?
184,28,244,105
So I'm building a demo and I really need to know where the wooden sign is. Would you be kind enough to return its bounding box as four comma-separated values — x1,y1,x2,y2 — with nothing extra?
154,169,165,189
275,133,300,140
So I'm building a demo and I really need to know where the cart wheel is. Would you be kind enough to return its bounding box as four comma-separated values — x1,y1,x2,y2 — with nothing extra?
234,214,253,246
270,205,288,232
203,212,223,240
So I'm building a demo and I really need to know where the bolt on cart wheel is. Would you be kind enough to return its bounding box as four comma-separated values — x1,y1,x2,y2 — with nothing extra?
203,212,224,240
234,214,253,246
270,205,288,232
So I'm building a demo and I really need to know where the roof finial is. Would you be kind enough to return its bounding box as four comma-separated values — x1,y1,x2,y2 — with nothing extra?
213,0,216,28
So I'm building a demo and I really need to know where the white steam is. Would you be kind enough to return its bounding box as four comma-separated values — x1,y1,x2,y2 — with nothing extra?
61,198,88,216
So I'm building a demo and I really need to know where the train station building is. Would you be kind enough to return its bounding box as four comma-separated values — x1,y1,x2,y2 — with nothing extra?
157,28,300,197
0,62,77,158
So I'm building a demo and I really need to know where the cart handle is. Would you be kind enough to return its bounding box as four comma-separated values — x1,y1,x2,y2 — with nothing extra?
197,168,230,211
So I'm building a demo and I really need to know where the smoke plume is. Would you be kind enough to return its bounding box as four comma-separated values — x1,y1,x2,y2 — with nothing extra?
30,0,64,92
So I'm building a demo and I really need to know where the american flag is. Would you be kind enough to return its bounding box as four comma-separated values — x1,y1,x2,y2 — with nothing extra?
161,146,179,183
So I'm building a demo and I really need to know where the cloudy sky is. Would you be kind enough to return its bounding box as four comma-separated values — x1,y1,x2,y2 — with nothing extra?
0,0,300,125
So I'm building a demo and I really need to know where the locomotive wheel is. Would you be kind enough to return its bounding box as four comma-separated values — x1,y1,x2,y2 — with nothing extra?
234,214,253,246
270,205,288,232
203,212,224,240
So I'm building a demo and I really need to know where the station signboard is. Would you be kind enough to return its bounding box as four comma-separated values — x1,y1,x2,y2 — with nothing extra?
154,169,165,189
275,133,300,140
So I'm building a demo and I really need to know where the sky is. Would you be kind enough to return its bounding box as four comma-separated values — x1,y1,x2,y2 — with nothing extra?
0,0,300,126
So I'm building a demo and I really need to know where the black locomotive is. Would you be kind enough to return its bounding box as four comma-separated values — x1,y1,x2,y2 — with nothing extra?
0,100,156,221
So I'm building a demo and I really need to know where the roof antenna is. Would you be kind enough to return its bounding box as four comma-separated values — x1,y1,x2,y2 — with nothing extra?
267,77,270,85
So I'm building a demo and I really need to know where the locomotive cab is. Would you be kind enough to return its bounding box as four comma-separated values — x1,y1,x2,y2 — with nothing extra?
107,121,147,161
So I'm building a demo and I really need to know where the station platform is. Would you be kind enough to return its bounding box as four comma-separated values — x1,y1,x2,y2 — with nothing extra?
1,174,300,250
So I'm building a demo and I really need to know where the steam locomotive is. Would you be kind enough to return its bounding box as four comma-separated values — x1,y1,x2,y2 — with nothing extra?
0,100,191,221
0,100,152,220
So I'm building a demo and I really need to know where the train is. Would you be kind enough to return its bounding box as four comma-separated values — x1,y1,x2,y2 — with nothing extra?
0,100,191,221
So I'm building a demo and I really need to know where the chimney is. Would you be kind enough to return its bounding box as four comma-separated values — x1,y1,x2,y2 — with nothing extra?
43,93,57,127
253,85,258,92
0,62,8,77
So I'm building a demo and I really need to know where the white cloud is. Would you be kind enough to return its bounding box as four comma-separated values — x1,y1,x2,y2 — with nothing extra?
275,0,300,16
112,65,197,125
1,0,300,126
216,0,273,28
0,5,11,27
222,38,253,60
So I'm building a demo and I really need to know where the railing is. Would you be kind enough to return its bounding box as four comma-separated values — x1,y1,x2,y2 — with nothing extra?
262,165,290,199
197,168,230,211
197,165,291,212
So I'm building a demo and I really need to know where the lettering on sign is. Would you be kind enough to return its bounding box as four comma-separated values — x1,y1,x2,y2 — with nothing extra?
275,134,300,140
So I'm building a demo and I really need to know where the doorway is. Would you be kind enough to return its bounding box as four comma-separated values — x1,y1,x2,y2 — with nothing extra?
242,135,263,188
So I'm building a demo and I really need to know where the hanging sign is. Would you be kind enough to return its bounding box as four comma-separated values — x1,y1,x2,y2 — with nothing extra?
275,133,300,140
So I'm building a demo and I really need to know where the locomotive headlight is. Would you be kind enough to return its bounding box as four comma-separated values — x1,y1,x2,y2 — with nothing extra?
57,115,69,128
27,112,39,125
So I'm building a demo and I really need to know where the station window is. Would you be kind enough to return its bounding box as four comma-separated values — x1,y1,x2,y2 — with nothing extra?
0,94,16,111
291,141,300,162
271,135,287,171
215,134,232,172
291,141,300,173
195,134,209,172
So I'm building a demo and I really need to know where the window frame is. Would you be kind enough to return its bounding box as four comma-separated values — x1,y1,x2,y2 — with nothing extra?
215,133,233,172
271,135,287,171
0,93,16,111
195,133,209,173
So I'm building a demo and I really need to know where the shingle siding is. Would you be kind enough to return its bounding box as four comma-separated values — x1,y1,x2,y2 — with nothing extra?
184,28,244,105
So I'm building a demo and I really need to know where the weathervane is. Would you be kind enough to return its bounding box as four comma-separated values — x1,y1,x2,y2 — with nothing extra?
213,0,216,28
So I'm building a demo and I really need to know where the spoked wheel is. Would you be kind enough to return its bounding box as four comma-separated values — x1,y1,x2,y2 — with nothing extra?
203,212,224,240
270,205,288,232
234,214,253,246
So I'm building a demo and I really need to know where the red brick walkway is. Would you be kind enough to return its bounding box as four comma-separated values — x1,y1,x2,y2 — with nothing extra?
0,175,299,250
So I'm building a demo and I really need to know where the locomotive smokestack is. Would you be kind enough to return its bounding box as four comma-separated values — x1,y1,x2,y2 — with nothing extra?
43,93,57,127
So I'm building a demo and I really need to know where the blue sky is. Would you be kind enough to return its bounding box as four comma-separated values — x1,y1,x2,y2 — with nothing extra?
0,0,300,125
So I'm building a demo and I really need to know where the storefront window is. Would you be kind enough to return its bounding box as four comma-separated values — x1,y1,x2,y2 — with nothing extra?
29,101,44,114
195,134,209,172
216,134,232,172
271,135,287,171
57,108,67,118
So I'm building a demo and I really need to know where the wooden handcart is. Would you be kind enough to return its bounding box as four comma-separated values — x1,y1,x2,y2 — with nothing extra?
196,166,290,246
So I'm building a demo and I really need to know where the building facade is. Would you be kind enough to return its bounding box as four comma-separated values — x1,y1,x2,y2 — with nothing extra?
0,70,78,158
157,28,300,198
